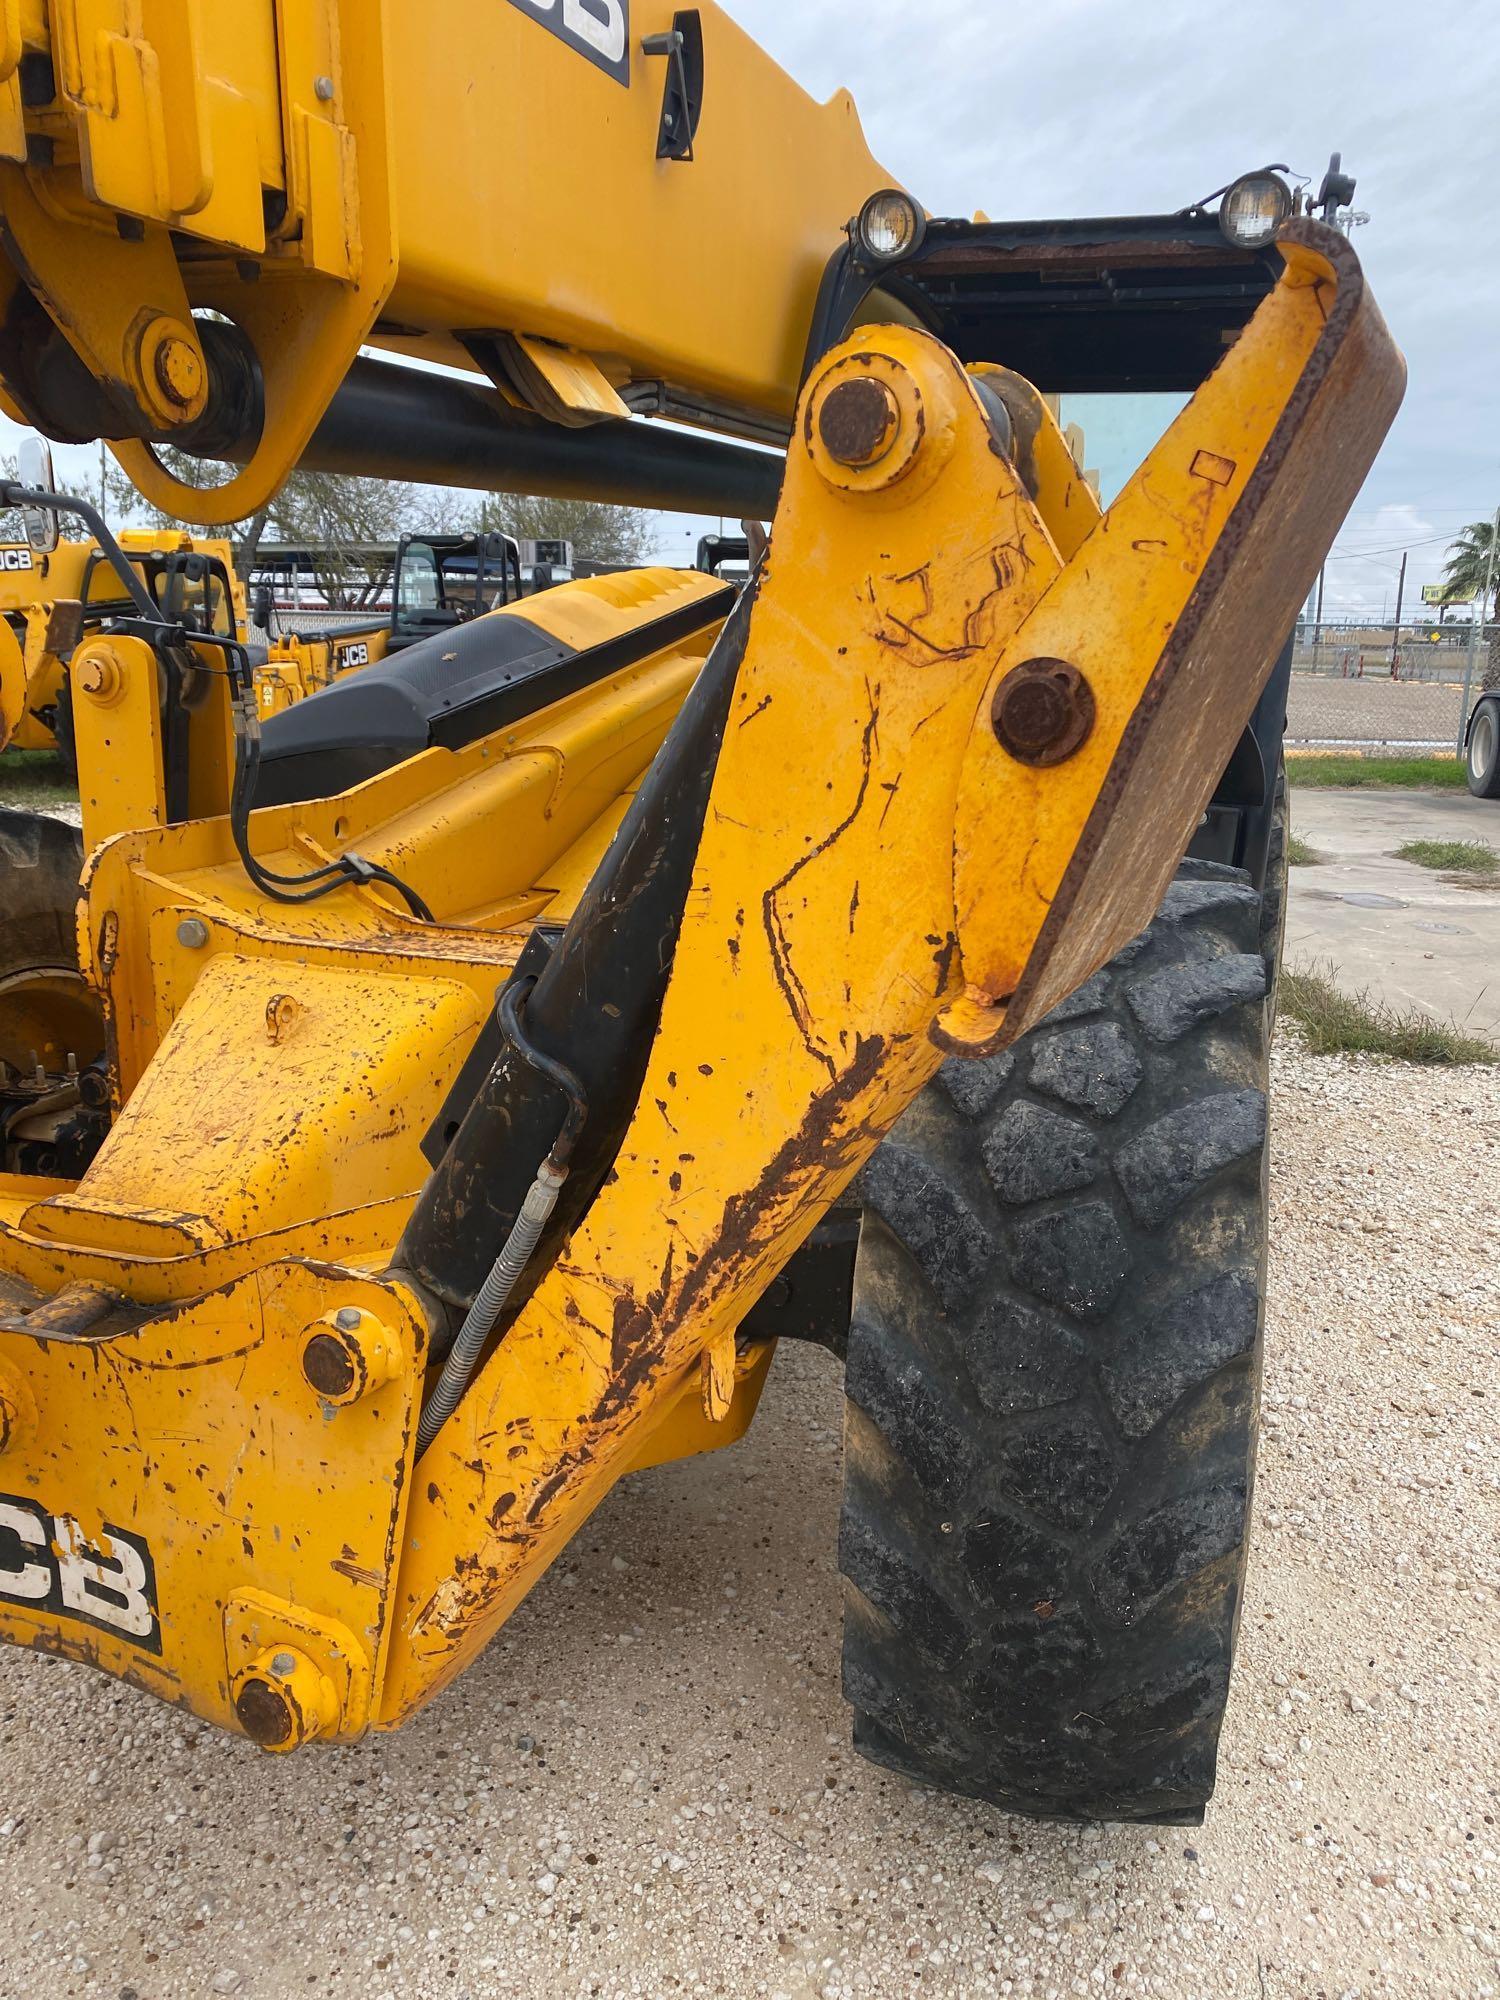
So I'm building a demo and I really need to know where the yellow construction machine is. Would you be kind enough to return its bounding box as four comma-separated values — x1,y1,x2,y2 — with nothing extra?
0,442,244,764
0,4,1402,1823
251,527,534,717
0,455,537,739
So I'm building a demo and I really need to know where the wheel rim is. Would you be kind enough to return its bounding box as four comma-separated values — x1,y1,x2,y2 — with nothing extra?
1471,707,1498,784
0,965,105,1075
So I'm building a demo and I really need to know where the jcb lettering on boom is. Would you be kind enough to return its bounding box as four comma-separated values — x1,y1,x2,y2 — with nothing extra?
0,1498,160,1653
0,547,35,571
505,0,629,82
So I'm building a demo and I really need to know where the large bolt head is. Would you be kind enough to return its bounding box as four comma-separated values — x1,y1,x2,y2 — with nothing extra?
154,335,205,411
817,377,900,468
133,314,206,427
991,658,1096,766
803,348,945,496
233,1645,339,1752
301,1308,400,1407
74,650,123,703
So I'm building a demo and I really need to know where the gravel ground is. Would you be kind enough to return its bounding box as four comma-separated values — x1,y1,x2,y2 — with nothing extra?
0,1037,1495,2000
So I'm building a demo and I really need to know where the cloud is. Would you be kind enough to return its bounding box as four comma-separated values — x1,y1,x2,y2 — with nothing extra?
3,1,1494,563
1320,503,1442,616
749,0,1500,531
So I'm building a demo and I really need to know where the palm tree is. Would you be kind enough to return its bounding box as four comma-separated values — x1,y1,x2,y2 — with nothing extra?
1443,516,1500,690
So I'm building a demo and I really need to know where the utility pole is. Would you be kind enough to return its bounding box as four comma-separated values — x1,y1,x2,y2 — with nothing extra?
1313,561,1325,671
1389,551,1406,679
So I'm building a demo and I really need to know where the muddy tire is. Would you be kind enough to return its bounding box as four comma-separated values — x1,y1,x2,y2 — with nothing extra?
0,809,100,1075
1259,766,1288,1027
840,860,1270,1824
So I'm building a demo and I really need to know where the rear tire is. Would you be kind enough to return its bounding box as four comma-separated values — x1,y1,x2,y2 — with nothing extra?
840,861,1270,1823
1467,697,1500,799
0,809,100,1077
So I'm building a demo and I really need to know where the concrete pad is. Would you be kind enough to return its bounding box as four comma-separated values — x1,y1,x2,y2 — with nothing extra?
1286,786,1500,1038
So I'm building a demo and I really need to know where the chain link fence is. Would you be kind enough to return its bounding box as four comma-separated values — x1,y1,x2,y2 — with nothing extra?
247,606,391,650
240,593,1496,757
1288,624,1492,752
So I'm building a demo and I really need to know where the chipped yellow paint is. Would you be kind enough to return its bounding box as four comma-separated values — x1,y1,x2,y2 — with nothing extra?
378,242,1401,1723
0,1260,424,1738
0,232,1402,1744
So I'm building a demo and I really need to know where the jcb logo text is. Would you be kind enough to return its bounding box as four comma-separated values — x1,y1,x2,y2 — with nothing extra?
0,1495,160,1652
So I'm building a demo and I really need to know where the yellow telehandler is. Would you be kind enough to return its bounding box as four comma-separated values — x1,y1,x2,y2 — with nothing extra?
0,439,244,765
250,527,534,718
0,3,1401,1823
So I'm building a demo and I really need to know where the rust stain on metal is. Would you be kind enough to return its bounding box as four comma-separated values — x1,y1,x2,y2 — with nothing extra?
234,1674,293,1748
303,1331,355,1399
762,690,879,1076
818,376,898,466
1189,449,1237,487
330,1556,384,1590
264,993,302,1044
990,657,1096,767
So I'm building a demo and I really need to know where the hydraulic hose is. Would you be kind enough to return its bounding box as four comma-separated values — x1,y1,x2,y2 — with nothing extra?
413,1157,565,1453
414,979,587,1453
228,681,434,921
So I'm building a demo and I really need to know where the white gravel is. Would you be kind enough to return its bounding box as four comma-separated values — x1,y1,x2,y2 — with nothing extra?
0,1036,1495,2000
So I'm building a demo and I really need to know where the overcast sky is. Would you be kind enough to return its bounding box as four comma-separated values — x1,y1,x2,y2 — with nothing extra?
736,0,1500,618
8,0,1497,620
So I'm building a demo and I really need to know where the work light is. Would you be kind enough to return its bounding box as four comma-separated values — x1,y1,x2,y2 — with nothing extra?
854,189,926,264
1218,171,1293,249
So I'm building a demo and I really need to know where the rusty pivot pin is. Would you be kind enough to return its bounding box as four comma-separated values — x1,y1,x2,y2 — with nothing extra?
817,375,900,468
301,1306,400,1406
233,1645,339,1752
990,657,1096,766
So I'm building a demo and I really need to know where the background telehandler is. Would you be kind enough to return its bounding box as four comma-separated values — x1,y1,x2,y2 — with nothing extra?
0,2,1401,1824
0,436,245,766
0,441,566,743
251,527,545,717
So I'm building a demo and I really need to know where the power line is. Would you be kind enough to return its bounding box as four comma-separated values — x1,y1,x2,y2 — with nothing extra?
1325,532,1459,561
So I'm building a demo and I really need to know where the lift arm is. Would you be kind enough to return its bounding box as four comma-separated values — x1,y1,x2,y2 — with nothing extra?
0,224,1402,1742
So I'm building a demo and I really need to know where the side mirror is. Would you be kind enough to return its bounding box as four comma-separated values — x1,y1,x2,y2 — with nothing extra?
16,434,60,555
251,584,274,631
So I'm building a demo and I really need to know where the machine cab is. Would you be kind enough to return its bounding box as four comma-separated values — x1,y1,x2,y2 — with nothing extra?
390,531,524,650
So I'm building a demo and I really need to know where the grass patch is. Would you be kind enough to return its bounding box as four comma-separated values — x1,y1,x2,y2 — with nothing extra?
1287,833,1323,866
1281,962,1496,1065
1286,752,1466,789
0,749,76,806
1394,837,1498,879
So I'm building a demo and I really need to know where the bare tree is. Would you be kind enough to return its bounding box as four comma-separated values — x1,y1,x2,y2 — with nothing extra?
0,453,21,542
264,472,423,608
468,491,658,568
102,456,432,607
